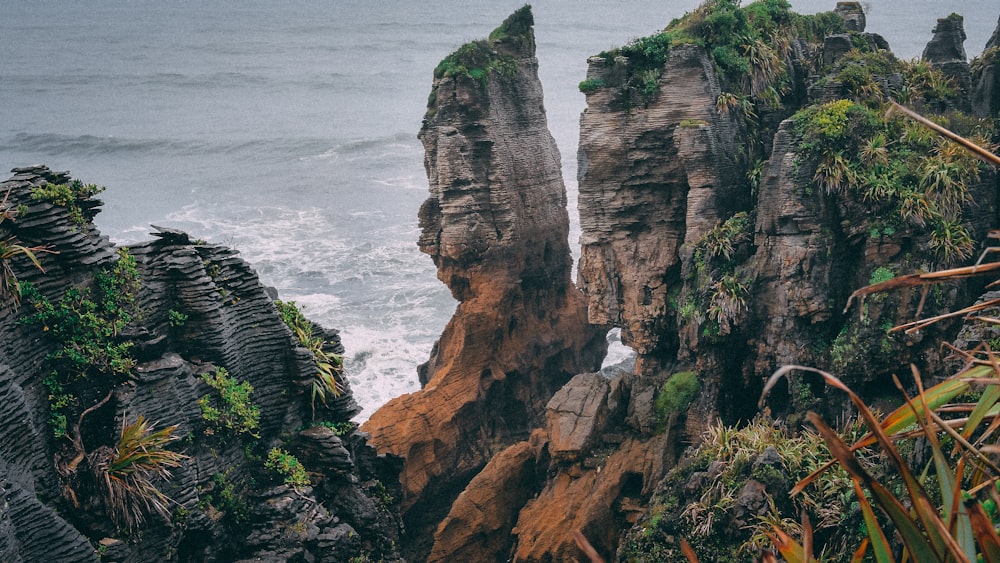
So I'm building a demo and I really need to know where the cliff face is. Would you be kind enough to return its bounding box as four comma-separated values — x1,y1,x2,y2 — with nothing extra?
360,7,606,560
577,43,744,371
972,16,1000,117
0,166,403,562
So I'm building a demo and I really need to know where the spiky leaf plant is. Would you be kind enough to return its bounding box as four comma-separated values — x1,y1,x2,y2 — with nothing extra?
90,415,187,530
0,188,54,309
275,300,345,416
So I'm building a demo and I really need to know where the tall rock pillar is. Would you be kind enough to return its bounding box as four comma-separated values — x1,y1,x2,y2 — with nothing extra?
362,7,606,558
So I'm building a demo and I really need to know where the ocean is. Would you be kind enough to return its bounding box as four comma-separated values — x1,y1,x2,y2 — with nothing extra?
1,0,997,420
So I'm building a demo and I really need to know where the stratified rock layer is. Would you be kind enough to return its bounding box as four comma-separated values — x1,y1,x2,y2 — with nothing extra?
923,14,973,112
0,166,403,563
577,43,743,370
362,8,605,561
972,15,1000,117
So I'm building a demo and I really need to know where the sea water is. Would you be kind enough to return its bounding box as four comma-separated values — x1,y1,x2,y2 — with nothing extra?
1,0,996,420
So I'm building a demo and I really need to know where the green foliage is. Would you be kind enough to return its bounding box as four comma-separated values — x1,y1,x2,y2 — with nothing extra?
30,179,105,226
487,5,533,43
679,119,709,128
0,189,54,310
369,479,395,507
694,212,752,265
868,266,895,286
201,470,251,524
167,309,188,327
833,49,902,104
198,367,260,438
763,362,1000,563
578,78,606,94
598,0,842,105
265,447,309,487
311,420,355,436
434,40,519,86
655,371,700,428
42,371,73,438
22,247,141,381
275,300,345,416
793,99,987,265
93,415,187,530
628,417,880,562
22,247,141,437
685,212,754,339
899,59,959,106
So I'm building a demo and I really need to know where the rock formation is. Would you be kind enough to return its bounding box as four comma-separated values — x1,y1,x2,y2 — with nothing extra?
922,14,973,112
577,43,744,373
361,7,606,561
972,15,1000,117
365,2,999,561
0,166,403,562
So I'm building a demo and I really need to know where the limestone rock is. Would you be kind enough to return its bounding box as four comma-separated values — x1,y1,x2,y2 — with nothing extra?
511,435,668,562
362,8,606,560
577,43,743,367
428,436,547,563
0,166,403,562
834,2,865,32
972,15,1000,117
922,13,972,111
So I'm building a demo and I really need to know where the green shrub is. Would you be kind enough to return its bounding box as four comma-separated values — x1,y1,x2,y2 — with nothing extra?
434,39,519,86
93,415,187,530
168,309,188,327
198,367,260,438
487,5,533,43
578,78,606,94
201,470,251,524
655,371,700,425
265,448,309,487
31,179,105,226
868,266,895,285
21,247,141,437
275,300,344,415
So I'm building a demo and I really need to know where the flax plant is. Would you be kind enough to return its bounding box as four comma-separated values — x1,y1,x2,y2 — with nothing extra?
0,189,54,309
91,415,187,530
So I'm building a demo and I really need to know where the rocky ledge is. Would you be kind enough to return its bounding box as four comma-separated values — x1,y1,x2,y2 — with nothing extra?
0,165,403,562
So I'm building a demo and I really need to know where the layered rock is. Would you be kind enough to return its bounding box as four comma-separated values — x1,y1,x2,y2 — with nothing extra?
577,43,744,371
361,7,606,560
0,166,403,562
922,13,973,112
972,16,1000,117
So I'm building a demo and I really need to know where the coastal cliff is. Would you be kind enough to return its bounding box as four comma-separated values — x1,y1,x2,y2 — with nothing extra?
0,166,403,562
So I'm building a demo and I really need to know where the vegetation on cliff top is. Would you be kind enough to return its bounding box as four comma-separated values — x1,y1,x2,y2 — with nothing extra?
431,5,530,90
582,0,844,103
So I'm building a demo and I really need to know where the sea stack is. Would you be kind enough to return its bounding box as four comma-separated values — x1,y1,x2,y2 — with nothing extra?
361,7,605,559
